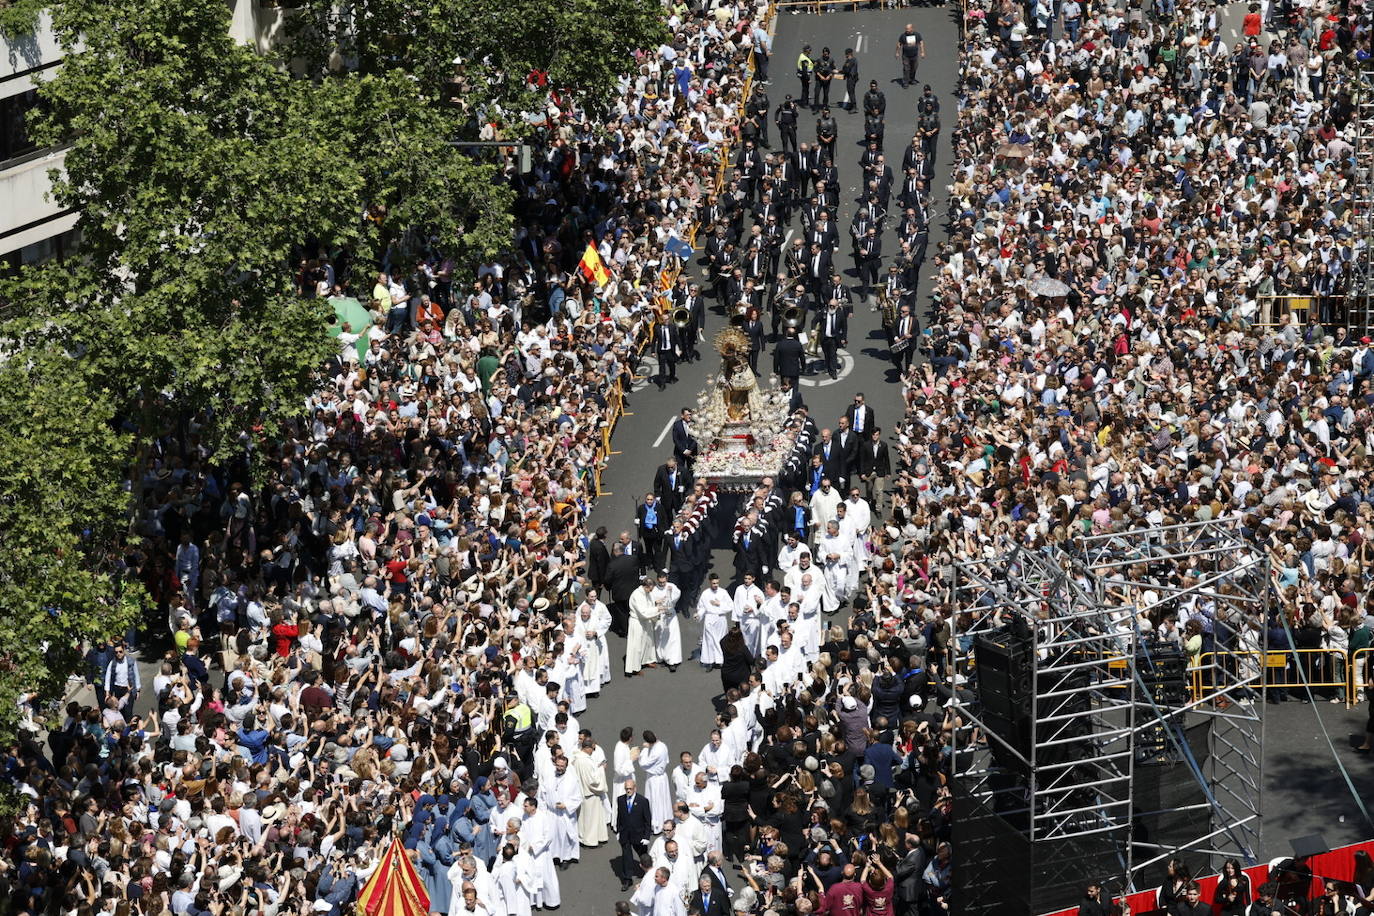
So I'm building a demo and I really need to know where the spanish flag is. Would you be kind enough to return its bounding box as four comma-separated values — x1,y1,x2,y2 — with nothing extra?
578,243,611,287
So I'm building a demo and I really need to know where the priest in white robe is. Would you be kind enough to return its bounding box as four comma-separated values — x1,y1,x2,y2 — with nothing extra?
573,739,610,847
491,844,535,916
626,578,661,675
818,520,855,604
576,595,613,691
639,732,673,833
732,575,765,658
519,798,560,909
447,853,497,916
686,772,723,854
541,756,583,865
653,840,698,900
652,574,683,670
695,574,732,668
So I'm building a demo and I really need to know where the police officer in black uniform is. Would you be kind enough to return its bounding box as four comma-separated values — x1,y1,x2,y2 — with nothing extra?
774,94,799,156
840,48,860,111
814,47,835,110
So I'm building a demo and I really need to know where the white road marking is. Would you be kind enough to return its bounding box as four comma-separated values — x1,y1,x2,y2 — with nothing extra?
653,417,676,447
800,347,856,386
856,34,866,53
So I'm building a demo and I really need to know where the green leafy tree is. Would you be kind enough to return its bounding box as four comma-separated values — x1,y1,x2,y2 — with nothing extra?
0,353,141,806
8,0,352,455
285,0,668,129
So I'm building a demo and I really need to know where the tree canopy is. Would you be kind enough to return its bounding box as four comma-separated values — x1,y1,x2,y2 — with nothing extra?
283,0,669,131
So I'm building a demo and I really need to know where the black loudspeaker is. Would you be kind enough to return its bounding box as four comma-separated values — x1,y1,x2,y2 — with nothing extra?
974,630,1033,720
1133,720,1213,887
1139,642,1190,707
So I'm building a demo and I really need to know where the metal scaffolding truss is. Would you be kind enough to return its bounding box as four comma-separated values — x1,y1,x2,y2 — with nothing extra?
948,520,1267,903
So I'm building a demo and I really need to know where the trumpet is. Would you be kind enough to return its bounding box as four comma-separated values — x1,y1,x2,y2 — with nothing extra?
672,306,692,329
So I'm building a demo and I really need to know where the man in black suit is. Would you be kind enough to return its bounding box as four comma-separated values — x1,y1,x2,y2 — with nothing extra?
833,416,860,489
604,543,640,637
804,241,831,304
653,321,681,390
844,392,876,437
779,377,803,413
672,408,699,469
587,526,611,589
857,426,891,516
813,429,845,485
616,778,654,891
701,851,733,902
742,310,766,374
689,875,730,916
891,303,917,373
636,492,669,572
773,327,806,388
654,457,689,517
813,302,847,380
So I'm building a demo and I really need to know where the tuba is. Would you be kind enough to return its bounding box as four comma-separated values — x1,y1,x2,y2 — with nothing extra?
876,287,897,330
782,305,804,330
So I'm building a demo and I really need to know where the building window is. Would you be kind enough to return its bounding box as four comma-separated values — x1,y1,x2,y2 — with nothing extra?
0,90,42,167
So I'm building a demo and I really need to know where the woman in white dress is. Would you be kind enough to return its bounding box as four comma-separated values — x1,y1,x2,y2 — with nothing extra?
639,732,672,833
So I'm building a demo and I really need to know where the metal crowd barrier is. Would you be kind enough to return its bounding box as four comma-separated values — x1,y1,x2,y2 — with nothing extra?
1191,649,1354,704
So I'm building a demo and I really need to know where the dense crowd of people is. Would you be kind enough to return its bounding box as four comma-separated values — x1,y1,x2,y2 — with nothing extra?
0,0,777,912
7,0,1374,910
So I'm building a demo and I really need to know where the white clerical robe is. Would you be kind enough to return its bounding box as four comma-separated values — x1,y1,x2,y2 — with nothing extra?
447,861,497,916
540,769,582,863
640,740,672,833
651,881,687,916
695,586,732,666
809,486,842,535
520,808,560,908
611,741,636,829
554,640,587,714
818,531,855,602
492,854,535,916
626,587,660,674
573,750,610,847
652,583,683,666
631,872,657,916
576,601,613,688
653,851,698,898
733,583,765,657
672,763,704,804
687,782,723,853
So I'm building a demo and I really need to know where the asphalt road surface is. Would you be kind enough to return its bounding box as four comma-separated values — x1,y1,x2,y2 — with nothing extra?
568,5,962,913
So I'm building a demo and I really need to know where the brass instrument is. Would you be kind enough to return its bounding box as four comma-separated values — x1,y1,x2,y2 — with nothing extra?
782,305,804,330
876,288,897,330
804,328,822,357
729,302,748,328
672,306,692,329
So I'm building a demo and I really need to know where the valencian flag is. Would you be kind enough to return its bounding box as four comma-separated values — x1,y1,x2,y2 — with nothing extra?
355,837,429,916
578,243,611,287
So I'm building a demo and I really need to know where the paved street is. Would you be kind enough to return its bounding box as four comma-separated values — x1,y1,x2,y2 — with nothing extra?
566,5,962,912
